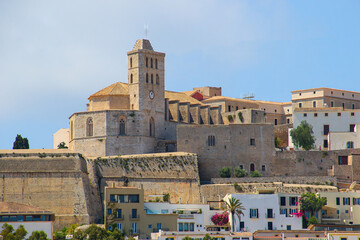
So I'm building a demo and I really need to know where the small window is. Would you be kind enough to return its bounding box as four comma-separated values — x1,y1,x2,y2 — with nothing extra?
10,216,17,221
299,93,302,96
146,73,149,83
287,119,290,124
156,74,160,85
336,197,340,205
350,124,355,132
323,140,328,148
303,113,307,117
342,103,345,109
119,119,126,136
313,91,316,94
86,118,93,137
324,125,330,135
130,58,132,68
228,105,231,112
148,225,152,229
331,91,333,95
352,94,355,97
18,216,24,222
110,195,117,202
280,197,286,206
117,223,122,230
130,74,133,83
351,112,355,116
347,141,354,149
239,165,243,169
325,113,328,117
250,163,255,172
178,223,183,231
151,74,154,84
338,112,341,116
208,135,216,146
146,57,148,67
353,198,360,205
262,165,266,171
155,59,158,69
275,109,277,113
250,208,259,218
286,225,291,230
331,101,334,107
250,138,255,146
108,208,112,215
343,197,350,205
314,113,318,117
151,58,153,68
342,92,345,96
299,103,302,108
274,119,278,125
313,101,317,107
352,104,355,109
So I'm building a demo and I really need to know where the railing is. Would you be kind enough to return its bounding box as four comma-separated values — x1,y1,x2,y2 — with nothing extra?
321,214,339,220
178,214,194,219
264,227,277,230
116,214,124,220
265,213,275,218
129,214,140,220
152,228,169,233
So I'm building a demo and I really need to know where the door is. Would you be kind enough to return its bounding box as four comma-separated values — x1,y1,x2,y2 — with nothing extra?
267,222,273,230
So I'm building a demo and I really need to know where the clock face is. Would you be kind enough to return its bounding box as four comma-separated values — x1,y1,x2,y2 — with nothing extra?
149,91,155,99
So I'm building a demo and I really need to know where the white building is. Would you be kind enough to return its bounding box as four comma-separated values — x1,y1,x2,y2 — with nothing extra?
144,202,225,232
151,231,253,240
224,192,303,232
289,108,360,150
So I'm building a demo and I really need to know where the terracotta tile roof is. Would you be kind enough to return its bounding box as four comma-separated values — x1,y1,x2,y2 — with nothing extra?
0,202,52,214
202,96,259,104
88,82,129,100
165,91,204,105
181,90,199,96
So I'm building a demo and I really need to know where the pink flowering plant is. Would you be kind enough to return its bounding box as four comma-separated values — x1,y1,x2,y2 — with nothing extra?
211,212,229,226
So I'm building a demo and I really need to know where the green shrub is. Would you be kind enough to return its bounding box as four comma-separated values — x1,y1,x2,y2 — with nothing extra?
227,115,234,122
238,112,244,122
307,216,318,226
219,167,231,178
234,167,248,178
233,183,242,192
250,170,262,177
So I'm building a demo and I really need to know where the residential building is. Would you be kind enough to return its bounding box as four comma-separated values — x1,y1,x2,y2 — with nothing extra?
224,192,303,232
289,108,360,150
0,202,54,239
319,191,360,225
253,230,326,240
104,185,177,238
152,231,252,240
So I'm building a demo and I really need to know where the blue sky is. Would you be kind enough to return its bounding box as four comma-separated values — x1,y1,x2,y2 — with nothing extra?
1,0,360,149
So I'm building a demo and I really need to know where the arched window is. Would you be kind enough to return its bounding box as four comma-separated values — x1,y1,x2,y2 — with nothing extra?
86,118,93,137
151,58,153,68
156,74,159,85
146,57,148,67
155,59,158,69
119,119,126,136
130,74,133,84
250,163,255,172
130,57,132,68
149,118,155,137
146,73,149,83
151,74,153,84
208,135,215,146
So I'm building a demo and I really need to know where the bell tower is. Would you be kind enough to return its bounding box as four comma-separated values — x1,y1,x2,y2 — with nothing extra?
127,39,165,113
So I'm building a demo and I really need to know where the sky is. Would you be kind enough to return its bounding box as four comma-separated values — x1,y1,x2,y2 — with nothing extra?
1,0,360,149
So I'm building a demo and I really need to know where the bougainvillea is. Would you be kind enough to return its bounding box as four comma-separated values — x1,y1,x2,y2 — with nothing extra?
211,212,229,226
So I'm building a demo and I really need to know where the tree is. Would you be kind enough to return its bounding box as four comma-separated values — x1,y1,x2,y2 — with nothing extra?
57,142,68,149
14,225,27,240
307,216,318,226
234,167,247,178
225,197,245,232
163,193,170,202
84,224,109,240
274,137,280,148
290,121,315,150
1,223,14,239
219,167,231,178
299,192,327,217
250,170,262,177
182,236,193,240
27,231,48,240
13,134,29,149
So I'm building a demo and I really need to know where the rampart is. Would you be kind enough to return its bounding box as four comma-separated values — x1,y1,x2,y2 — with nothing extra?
211,176,337,185
0,149,103,230
89,152,201,204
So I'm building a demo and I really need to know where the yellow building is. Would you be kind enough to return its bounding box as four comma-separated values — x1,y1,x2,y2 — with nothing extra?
104,185,178,238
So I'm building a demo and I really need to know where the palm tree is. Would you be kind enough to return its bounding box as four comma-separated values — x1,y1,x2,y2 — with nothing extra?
225,197,245,232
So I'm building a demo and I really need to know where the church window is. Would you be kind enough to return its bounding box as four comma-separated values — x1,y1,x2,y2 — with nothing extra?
130,74,133,84
155,59,158,69
151,74,154,84
149,118,155,137
86,118,93,137
146,57,148,67
151,58,153,68
250,163,255,172
130,57,132,68
208,135,215,146
156,74,159,85
119,119,126,136
146,73,149,83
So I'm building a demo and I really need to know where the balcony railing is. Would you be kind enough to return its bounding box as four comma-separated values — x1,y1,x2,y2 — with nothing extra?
116,214,124,220
129,214,140,220
178,214,194,219
152,228,169,233
265,213,275,219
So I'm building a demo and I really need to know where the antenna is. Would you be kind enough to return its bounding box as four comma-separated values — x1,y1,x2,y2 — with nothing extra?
242,93,255,99
144,24,149,38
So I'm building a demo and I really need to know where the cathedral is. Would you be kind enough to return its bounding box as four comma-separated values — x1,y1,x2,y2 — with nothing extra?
66,39,223,157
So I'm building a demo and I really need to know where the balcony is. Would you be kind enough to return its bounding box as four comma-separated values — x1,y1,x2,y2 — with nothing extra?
321,214,340,221
265,213,275,219
152,228,169,233
116,214,124,220
178,214,194,219
129,214,140,220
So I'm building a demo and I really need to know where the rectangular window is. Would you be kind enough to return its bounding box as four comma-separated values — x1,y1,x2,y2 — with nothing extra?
352,104,355,109
184,223,189,231
313,101,316,107
18,216,24,222
119,195,125,203
250,138,255,146
351,112,355,116
280,209,287,215
148,225,152,229
275,119,278,125
157,223,162,230
208,135,216,146
331,101,334,107
190,223,194,231
336,197,340,205
325,113,328,117
25,216,32,221
324,125,330,135
10,216,17,222
33,215,41,221
314,113,318,117
107,208,112,215
40,215,46,221
110,195,117,202
228,106,231,112
350,124,355,132
353,198,360,205
117,209,122,218
347,141,354,149
303,113,307,117
289,197,298,206
129,195,139,203
131,209,137,219
161,209,168,214
117,223,122,230
342,103,345,109
299,103,302,108
286,225,291,230
132,223,137,233
323,140,328,148
280,197,286,206
338,112,341,116
338,156,349,165
262,165,266,171
178,223,183,231
343,197,350,205
289,208,297,215
108,225,112,231
250,208,258,218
